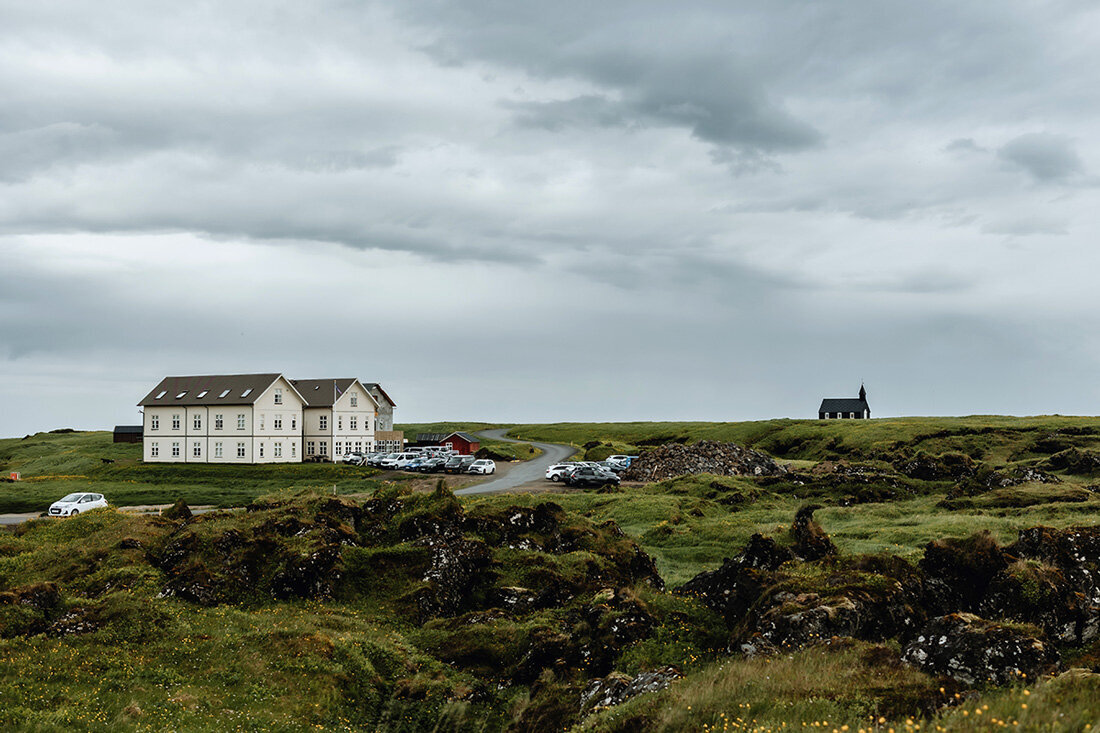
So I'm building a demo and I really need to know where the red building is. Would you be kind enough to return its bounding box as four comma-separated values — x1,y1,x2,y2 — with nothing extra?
440,431,481,455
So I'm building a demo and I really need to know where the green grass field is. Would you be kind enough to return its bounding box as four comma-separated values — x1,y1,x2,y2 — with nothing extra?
0,432,389,513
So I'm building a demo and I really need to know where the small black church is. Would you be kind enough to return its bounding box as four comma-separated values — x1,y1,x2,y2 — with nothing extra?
818,385,870,420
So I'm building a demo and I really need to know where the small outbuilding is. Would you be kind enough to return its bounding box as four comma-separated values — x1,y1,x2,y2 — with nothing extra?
439,432,481,455
818,385,871,420
113,425,144,443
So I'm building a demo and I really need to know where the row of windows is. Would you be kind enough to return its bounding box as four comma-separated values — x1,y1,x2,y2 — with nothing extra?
149,414,297,431
149,441,297,459
822,411,867,419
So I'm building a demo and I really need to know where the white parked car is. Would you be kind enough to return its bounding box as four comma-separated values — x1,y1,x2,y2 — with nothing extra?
49,492,108,517
466,459,496,475
545,464,577,482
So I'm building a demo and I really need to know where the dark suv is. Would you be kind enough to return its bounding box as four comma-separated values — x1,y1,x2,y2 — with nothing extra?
564,466,620,488
444,455,477,474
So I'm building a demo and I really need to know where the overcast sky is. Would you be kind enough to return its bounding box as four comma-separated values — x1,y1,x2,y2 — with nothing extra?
2,1,1099,436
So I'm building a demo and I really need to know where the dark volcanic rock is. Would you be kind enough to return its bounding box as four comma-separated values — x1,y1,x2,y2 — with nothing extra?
411,537,493,623
1046,448,1100,475
1006,525,1100,644
744,555,927,650
271,544,342,600
580,666,682,712
894,452,977,481
920,531,1008,614
980,561,1084,644
676,534,792,624
622,440,786,483
162,499,192,521
791,505,837,561
902,613,1057,685
0,581,65,637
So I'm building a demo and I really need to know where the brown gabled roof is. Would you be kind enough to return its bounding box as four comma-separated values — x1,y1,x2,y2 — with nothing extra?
289,378,360,407
138,374,285,406
364,383,396,407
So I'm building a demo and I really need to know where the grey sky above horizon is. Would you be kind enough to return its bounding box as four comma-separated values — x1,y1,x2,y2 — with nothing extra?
2,1,1099,437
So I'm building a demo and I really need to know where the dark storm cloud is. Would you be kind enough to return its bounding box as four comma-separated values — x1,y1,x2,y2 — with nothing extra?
998,133,1084,181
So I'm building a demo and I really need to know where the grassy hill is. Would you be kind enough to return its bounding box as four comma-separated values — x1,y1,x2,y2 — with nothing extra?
507,415,1100,464
4,417,1100,730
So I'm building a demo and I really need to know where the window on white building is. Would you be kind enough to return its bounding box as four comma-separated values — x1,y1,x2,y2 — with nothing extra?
197,390,208,399
237,414,246,430
215,442,223,458
215,414,223,430
355,441,362,452
237,443,246,458
172,442,180,457
274,388,283,405
219,389,230,399
335,442,343,456
259,415,265,431
350,395,357,407
320,441,327,456
291,442,296,458
150,442,159,457
350,417,357,431
155,390,167,400
291,416,297,430
307,441,315,455
176,391,187,399
241,388,252,398
274,442,282,458
172,414,180,430
193,414,202,431
193,442,201,458
151,415,159,430
274,415,282,430
319,415,328,431
338,416,343,431
259,443,264,458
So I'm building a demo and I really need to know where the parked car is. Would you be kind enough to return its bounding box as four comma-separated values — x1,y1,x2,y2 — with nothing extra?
367,453,396,467
392,453,423,470
49,492,108,517
341,452,366,466
545,463,578,482
444,455,477,474
466,459,496,475
379,452,418,469
564,467,620,488
606,455,637,469
597,460,625,474
417,457,448,473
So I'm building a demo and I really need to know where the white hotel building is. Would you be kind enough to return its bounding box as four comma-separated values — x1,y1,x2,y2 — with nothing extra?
138,373,397,464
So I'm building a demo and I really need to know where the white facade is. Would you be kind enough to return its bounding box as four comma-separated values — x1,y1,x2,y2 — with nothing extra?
302,380,377,459
143,375,305,464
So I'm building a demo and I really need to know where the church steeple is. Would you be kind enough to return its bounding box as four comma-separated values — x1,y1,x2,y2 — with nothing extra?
858,383,867,402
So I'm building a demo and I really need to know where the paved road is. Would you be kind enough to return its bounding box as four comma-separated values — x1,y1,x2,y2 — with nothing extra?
453,429,577,495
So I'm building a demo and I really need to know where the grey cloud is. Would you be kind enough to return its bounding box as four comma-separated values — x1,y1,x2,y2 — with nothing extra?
998,133,1083,181
981,216,1068,236
945,138,985,154
504,95,630,131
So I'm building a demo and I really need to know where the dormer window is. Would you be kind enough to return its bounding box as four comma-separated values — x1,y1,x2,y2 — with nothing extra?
155,390,167,400
175,391,187,399
219,389,230,398
197,390,208,399
241,388,252,398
